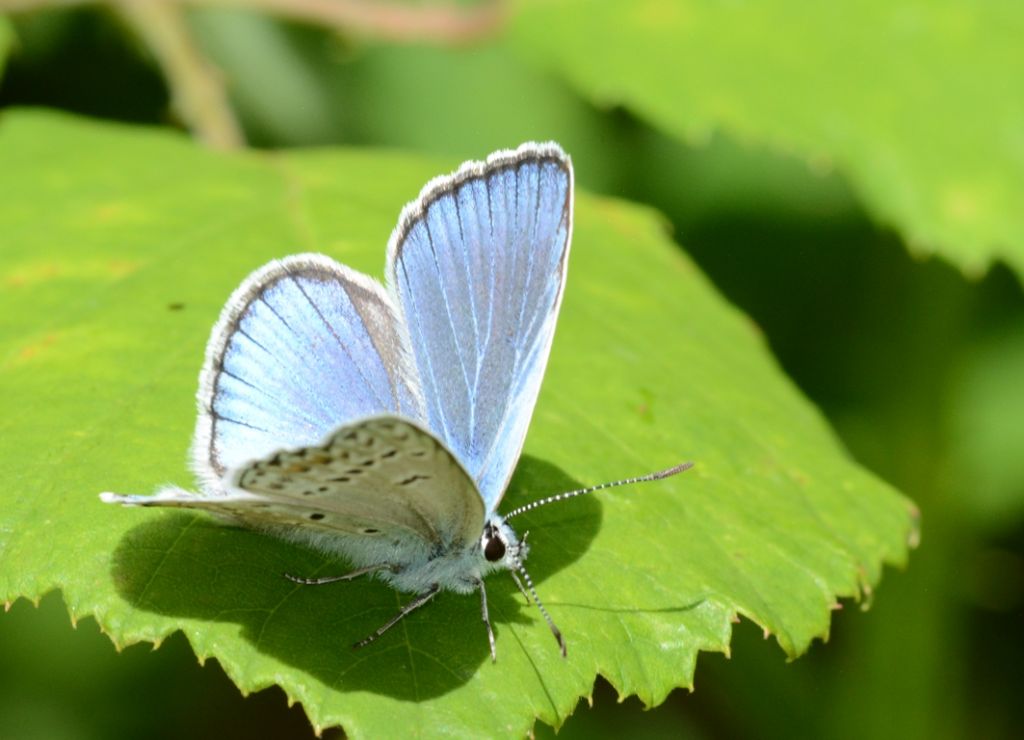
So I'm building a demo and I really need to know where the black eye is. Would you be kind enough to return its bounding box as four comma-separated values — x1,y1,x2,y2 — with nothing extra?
484,535,506,562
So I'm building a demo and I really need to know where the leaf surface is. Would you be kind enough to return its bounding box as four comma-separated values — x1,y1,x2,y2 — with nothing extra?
0,111,915,737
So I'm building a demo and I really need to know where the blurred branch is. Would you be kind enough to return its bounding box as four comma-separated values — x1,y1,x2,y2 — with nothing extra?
0,0,506,42
115,0,244,150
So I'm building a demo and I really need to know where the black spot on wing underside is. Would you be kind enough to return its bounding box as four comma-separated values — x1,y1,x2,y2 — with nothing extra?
399,474,431,486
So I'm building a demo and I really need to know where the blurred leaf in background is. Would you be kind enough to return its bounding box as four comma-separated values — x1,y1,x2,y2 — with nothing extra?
948,327,1024,532
0,15,13,73
514,0,1024,278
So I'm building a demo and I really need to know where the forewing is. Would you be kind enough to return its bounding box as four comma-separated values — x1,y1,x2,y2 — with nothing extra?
194,254,425,492
386,143,573,512
104,417,485,564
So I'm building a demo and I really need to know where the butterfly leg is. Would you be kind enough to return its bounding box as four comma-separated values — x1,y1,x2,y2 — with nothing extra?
476,579,497,663
353,584,440,649
284,562,394,586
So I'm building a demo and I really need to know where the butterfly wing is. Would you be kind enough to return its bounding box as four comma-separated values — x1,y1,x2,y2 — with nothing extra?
386,143,573,512
104,417,485,565
193,253,426,492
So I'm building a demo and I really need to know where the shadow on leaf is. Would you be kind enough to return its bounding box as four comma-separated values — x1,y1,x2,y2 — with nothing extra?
109,456,600,700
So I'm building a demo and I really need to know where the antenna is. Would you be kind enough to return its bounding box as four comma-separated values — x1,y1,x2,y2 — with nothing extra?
504,462,693,521
514,557,566,657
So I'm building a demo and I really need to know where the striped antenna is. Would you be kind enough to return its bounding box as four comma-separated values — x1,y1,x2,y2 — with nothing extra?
514,557,566,657
503,462,693,521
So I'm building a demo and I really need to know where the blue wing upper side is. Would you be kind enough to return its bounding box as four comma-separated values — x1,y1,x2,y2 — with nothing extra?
193,253,425,492
386,143,573,513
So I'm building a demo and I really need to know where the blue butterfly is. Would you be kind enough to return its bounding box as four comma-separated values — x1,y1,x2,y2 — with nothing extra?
102,143,690,660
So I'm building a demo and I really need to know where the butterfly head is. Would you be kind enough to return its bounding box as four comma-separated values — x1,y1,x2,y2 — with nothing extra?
479,517,527,574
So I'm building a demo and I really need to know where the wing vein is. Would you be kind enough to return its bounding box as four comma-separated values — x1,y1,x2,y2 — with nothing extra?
478,177,498,399
400,259,453,443
211,412,272,433
286,273,390,409
511,165,544,381
423,218,475,438
452,189,483,409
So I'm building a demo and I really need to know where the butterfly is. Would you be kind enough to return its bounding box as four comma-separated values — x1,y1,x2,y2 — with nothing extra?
101,142,691,660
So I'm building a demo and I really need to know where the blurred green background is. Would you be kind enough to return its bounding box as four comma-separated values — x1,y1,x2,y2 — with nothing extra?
1,2,1021,738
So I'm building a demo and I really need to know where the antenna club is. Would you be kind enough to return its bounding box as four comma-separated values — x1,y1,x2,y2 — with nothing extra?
654,461,694,479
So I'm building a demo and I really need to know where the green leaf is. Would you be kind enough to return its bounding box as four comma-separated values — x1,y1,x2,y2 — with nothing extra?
0,110,915,737
947,327,1024,532
512,0,1024,278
